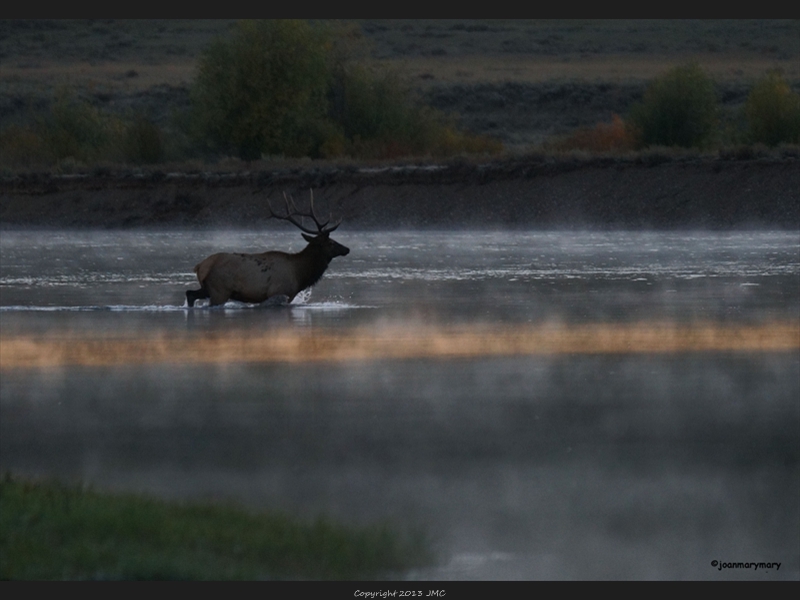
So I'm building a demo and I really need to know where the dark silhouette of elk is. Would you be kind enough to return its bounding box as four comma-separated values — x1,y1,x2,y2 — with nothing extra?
186,191,349,307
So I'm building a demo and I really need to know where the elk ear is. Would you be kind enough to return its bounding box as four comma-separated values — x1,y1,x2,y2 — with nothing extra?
302,233,315,243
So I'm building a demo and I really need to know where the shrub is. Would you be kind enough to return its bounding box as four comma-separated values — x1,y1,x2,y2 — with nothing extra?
338,68,418,149
0,124,49,167
426,120,503,158
0,92,129,168
123,116,164,164
189,19,502,161
332,67,430,157
745,71,800,146
42,92,122,163
628,63,719,148
190,19,332,160
548,114,636,153
327,65,500,159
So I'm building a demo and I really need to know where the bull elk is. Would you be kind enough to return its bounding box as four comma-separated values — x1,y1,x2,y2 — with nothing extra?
185,191,349,307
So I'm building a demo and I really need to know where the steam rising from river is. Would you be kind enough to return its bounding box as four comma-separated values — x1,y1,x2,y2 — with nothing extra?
2,321,797,369
1,230,798,579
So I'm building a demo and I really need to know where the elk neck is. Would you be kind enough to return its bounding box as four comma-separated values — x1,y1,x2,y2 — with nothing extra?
292,242,333,290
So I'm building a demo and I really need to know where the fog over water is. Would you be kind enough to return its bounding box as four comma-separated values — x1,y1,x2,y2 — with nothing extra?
1,229,798,579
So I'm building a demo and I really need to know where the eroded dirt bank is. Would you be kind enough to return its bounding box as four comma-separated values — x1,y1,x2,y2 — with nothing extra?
1,157,798,230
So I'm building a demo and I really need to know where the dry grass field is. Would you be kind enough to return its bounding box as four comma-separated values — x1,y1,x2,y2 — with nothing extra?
2,19,796,87
388,54,800,87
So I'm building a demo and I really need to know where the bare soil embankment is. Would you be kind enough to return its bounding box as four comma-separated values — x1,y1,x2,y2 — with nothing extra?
1,156,798,230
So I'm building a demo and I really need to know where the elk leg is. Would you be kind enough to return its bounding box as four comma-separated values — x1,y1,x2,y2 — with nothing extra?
208,285,231,307
186,286,209,307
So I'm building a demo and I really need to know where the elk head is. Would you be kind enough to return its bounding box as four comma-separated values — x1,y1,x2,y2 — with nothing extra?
267,189,350,262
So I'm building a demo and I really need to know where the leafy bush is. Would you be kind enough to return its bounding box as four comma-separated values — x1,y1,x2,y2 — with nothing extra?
0,124,49,167
123,116,164,164
0,94,174,169
428,125,503,158
190,20,333,160
548,114,636,153
333,66,497,158
745,71,800,146
0,92,127,168
628,63,719,148
43,91,124,163
336,67,422,152
189,19,502,161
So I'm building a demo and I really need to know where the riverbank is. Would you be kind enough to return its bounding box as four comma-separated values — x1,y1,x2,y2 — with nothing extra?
1,155,798,230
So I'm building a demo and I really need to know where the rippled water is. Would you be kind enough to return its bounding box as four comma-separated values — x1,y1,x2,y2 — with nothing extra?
1,229,798,579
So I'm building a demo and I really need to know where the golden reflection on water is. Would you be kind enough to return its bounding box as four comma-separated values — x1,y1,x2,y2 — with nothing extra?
1,321,798,369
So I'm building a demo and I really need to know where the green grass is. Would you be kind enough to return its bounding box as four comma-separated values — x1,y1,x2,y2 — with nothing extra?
0,474,432,580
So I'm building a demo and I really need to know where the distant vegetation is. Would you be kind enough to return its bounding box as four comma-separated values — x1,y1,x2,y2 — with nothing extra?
549,66,800,154
0,19,798,170
189,20,500,161
0,19,500,169
0,91,166,168
546,114,636,153
628,63,719,149
189,20,333,160
744,70,800,146
0,474,431,580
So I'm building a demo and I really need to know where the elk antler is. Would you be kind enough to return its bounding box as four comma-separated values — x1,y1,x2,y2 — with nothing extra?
266,189,341,235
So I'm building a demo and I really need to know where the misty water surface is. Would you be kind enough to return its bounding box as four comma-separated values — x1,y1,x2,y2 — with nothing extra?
1,230,798,579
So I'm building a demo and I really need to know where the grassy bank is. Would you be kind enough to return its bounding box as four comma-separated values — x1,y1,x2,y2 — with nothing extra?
0,474,431,580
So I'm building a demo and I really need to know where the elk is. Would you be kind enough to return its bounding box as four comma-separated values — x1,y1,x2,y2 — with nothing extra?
185,191,349,307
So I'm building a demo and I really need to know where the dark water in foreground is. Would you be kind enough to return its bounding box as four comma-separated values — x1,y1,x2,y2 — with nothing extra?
1,230,798,579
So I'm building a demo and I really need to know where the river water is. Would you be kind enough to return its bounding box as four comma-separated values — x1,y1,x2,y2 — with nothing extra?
1,229,798,580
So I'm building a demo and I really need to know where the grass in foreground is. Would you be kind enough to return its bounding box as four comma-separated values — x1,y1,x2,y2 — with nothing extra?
0,474,432,580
